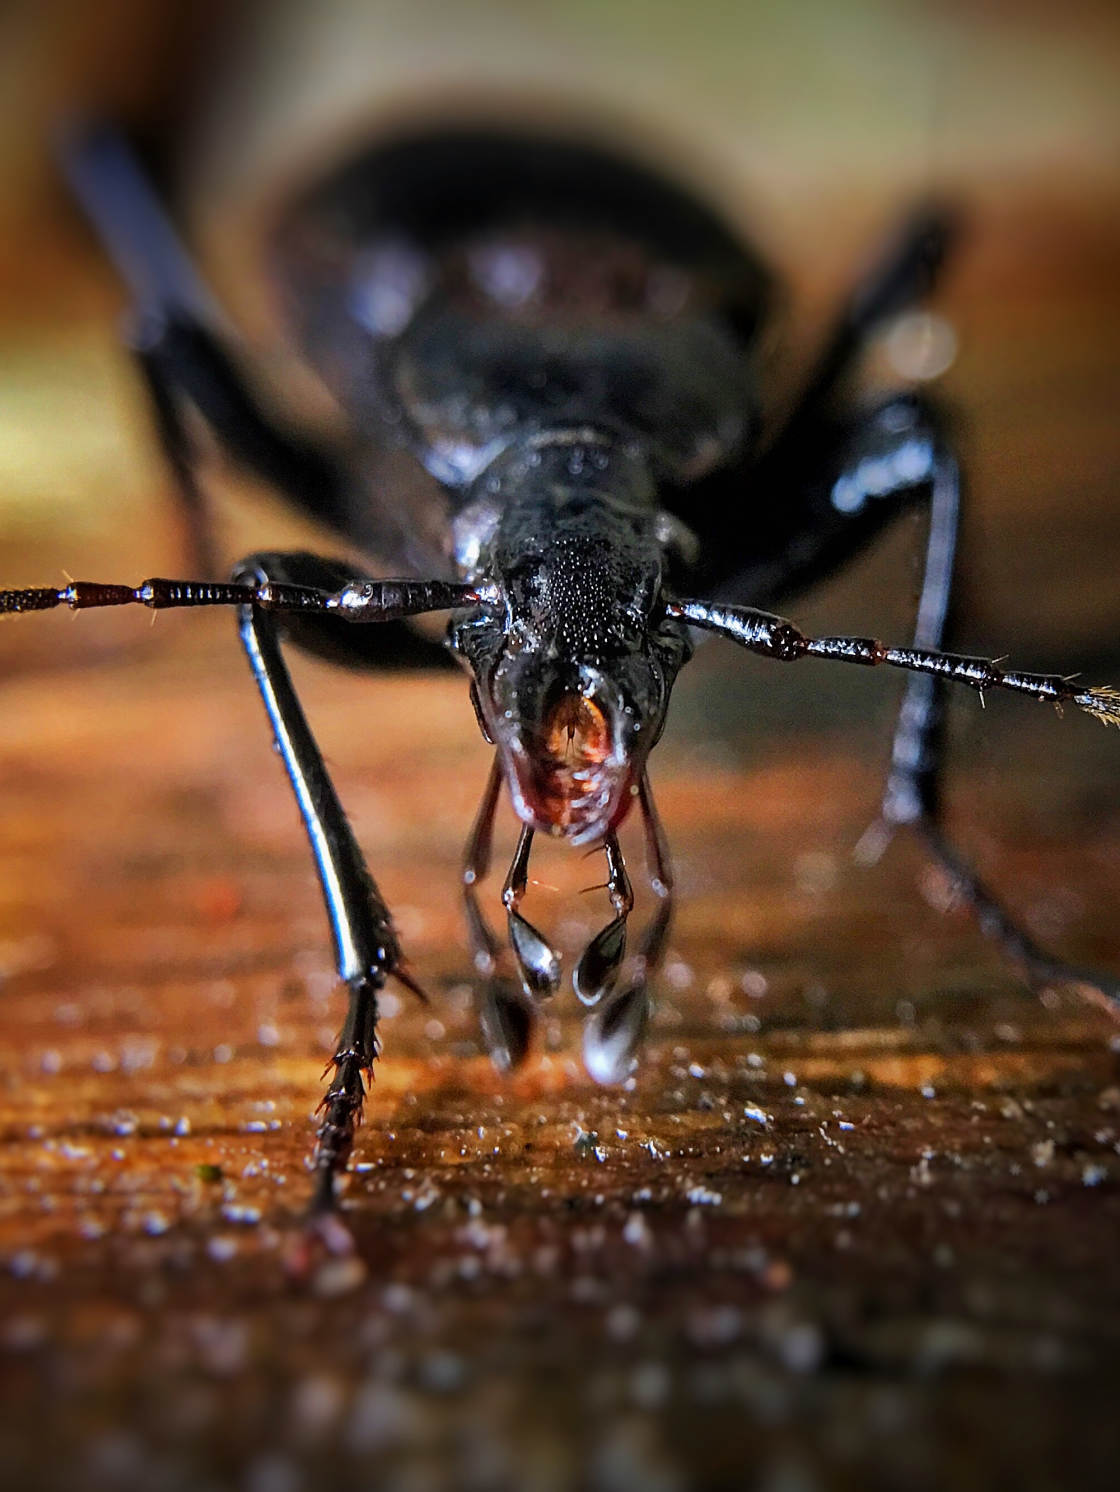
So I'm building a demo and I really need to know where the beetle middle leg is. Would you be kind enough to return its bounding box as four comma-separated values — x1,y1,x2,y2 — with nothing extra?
713,211,1117,994
819,415,1117,999
788,202,956,428
853,434,1120,999
462,759,537,1071
833,423,1112,993
695,370,1120,1003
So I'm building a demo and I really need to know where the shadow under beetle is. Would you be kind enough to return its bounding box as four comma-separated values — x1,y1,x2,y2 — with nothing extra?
3,125,1118,1225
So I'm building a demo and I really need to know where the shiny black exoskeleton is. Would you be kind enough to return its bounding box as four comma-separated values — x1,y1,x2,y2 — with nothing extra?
4,124,1117,1223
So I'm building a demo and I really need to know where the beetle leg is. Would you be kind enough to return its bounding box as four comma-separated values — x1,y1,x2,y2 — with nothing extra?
502,827,562,1002
462,760,534,1071
231,551,466,1219
129,310,349,526
574,834,633,1006
670,592,1120,1009
696,393,960,850
853,444,959,862
696,191,955,599
3,548,490,1211
791,203,957,425
848,450,1120,1008
703,393,946,604
583,775,674,1085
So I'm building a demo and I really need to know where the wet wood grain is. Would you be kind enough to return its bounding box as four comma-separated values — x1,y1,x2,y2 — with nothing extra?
2,573,1120,1491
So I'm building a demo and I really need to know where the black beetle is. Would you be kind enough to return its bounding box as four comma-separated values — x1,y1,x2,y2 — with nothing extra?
2,124,1117,1227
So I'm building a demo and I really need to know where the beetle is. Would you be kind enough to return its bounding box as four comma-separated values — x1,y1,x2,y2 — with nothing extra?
2,124,1117,1230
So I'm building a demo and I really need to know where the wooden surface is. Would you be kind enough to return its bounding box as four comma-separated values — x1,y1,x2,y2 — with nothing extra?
1,628,1120,1492
1,19,1120,1487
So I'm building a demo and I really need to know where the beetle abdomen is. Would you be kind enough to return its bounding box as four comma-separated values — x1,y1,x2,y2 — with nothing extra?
271,128,770,493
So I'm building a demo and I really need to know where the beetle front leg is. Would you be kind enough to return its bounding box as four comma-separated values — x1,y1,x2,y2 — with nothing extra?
234,554,413,1226
2,551,480,1225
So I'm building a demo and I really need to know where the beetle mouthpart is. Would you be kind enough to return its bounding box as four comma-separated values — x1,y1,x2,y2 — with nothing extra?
545,691,610,766
498,824,564,1004
516,690,630,842
478,979,534,1073
508,910,562,1001
573,913,627,1006
583,981,649,1085
575,829,633,1006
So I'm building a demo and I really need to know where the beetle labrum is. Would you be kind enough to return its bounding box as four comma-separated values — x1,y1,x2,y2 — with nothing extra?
2,126,1117,1226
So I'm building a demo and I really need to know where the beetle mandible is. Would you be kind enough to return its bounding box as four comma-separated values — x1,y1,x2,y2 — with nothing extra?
3,124,1118,1227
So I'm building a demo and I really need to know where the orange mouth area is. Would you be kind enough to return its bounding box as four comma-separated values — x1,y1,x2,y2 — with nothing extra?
530,693,614,831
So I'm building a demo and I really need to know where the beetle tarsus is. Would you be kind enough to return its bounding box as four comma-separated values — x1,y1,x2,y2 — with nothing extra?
308,979,382,1215
311,1076,365,1212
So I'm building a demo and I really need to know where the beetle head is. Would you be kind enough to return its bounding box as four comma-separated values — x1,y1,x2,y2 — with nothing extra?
472,642,686,845
452,476,690,844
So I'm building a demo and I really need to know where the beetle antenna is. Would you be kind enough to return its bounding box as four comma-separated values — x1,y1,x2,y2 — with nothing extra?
0,576,481,621
1077,686,1120,728
670,599,1120,729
